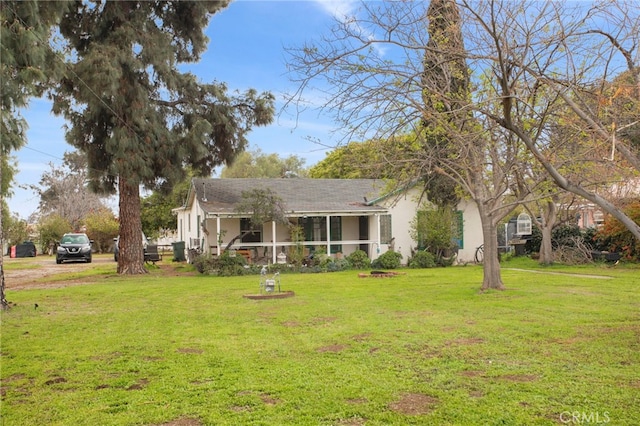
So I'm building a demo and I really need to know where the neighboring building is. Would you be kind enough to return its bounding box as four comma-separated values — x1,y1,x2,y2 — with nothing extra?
172,178,483,264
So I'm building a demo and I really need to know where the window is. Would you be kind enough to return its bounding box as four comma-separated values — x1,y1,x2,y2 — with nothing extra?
380,214,392,244
240,218,262,243
453,210,464,249
330,216,342,254
188,214,191,232
197,215,201,239
516,213,532,235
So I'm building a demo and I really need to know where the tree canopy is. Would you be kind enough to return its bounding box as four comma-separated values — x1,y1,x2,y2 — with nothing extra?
221,148,308,178
50,1,275,273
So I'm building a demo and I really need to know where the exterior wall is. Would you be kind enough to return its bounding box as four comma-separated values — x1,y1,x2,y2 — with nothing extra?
174,188,483,265
457,199,482,263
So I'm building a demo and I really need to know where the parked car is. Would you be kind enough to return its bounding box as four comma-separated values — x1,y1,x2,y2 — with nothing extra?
114,232,149,262
56,233,93,264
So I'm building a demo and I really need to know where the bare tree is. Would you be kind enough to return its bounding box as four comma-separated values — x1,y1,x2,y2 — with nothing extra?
29,152,109,231
457,0,640,240
287,1,535,289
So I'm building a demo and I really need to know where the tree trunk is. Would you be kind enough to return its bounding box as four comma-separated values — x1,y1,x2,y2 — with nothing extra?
538,200,557,265
1,157,8,310
117,178,147,274
478,204,505,291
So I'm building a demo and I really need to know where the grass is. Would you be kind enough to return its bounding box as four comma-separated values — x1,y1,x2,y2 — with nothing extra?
1,258,639,425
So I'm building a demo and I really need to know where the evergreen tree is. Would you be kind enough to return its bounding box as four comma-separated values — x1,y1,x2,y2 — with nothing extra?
1,0,71,308
51,1,275,274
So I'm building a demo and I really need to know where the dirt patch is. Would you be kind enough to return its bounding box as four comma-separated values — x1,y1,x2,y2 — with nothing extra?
44,377,67,386
389,393,438,415
445,337,484,346
351,333,372,342
497,374,538,382
460,370,484,378
126,378,149,390
317,344,348,353
335,417,367,425
156,418,203,426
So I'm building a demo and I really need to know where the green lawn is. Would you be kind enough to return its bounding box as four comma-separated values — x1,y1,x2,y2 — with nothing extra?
2,259,639,425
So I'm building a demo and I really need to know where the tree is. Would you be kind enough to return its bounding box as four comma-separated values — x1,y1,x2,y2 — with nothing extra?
84,208,119,253
288,0,532,289
38,214,72,255
51,1,275,274
29,151,108,231
455,0,640,241
221,148,308,178
141,176,190,239
309,135,420,179
1,0,71,309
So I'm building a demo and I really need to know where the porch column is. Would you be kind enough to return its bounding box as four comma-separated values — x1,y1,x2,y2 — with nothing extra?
326,215,331,255
376,214,381,255
216,216,221,255
272,220,277,264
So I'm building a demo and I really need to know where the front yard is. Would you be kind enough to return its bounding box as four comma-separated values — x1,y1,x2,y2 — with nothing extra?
1,257,639,425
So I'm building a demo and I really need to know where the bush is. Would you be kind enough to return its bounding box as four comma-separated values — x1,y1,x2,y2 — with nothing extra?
326,258,350,272
408,250,436,268
192,253,217,274
193,251,249,276
372,250,402,269
346,250,371,269
596,199,640,261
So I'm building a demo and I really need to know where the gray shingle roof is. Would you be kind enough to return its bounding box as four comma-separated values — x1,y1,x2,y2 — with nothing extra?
189,178,389,215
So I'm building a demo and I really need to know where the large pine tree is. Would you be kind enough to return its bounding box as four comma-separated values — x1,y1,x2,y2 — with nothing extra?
51,1,275,273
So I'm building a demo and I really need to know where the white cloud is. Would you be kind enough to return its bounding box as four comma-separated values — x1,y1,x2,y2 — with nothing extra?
311,0,387,57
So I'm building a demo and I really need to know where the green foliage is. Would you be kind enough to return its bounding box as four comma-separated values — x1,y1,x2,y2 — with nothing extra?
372,250,402,269
221,147,308,178
141,177,190,238
596,199,640,261
1,213,29,248
193,251,249,276
408,250,436,268
287,226,305,267
308,135,421,179
38,214,72,253
345,249,371,269
410,205,458,256
84,208,119,253
1,1,70,154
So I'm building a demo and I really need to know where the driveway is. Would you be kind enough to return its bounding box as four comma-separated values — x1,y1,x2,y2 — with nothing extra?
3,255,113,290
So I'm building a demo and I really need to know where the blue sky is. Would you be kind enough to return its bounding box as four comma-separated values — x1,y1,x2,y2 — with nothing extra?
10,0,361,219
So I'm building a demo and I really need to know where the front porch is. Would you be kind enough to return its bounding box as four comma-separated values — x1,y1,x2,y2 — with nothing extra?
187,213,390,264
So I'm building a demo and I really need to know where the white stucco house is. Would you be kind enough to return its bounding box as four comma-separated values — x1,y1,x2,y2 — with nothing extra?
172,178,483,264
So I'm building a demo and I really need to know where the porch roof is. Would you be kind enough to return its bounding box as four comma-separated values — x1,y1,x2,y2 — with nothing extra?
184,178,390,216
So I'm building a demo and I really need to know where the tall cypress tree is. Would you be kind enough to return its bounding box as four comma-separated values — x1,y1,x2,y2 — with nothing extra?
52,1,275,273
421,0,470,207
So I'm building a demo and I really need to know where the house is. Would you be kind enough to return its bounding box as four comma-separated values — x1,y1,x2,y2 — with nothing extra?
172,178,482,264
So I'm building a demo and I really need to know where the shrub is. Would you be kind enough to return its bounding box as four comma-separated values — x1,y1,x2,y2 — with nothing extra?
193,251,248,276
596,199,640,261
326,258,350,272
372,250,402,269
408,250,436,268
346,250,371,269
217,251,248,276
